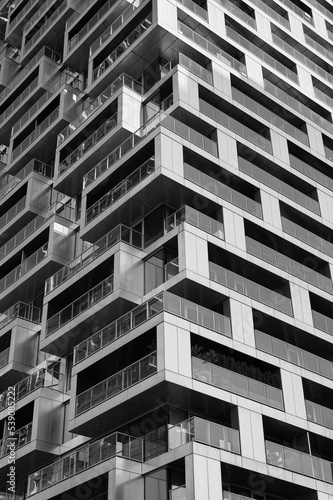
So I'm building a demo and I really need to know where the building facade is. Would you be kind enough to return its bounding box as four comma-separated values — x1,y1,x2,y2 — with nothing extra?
1,0,333,498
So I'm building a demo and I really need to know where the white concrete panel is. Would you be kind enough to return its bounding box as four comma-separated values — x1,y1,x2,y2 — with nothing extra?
307,124,326,157
318,189,333,224
177,327,192,378
179,230,209,278
155,0,177,30
212,62,232,96
217,130,238,169
281,370,306,419
185,454,222,500
260,191,282,230
158,133,183,176
289,283,313,326
270,130,289,164
238,407,265,462
174,71,199,110
297,66,315,98
207,3,225,34
289,15,305,43
244,56,264,88
255,13,273,43
223,208,246,250
230,299,255,347
313,11,327,37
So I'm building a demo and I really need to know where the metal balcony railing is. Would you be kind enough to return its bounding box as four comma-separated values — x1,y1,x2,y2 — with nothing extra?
164,205,224,239
92,15,152,82
184,163,262,218
66,0,95,27
23,0,59,33
0,302,41,332
76,351,157,415
0,347,10,369
0,159,52,202
89,0,145,55
0,367,62,412
0,422,32,458
8,0,41,31
255,329,333,380
58,112,117,175
193,357,284,409
46,274,114,336
266,440,333,483
209,261,293,315
27,432,143,496
0,196,26,230
73,291,231,364
0,76,39,124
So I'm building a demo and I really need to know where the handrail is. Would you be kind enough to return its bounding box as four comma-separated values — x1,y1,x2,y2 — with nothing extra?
289,153,333,192
312,309,333,336
281,216,333,258
213,0,255,27
0,347,10,369
0,422,32,458
23,0,57,32
306,400,333,430
0,159,52,202
0,196,27,230
164,205,224,239
175,0,208,19
0,302,41,331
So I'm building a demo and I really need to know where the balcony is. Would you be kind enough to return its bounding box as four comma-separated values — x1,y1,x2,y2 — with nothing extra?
23,0,62,33
0,75,39,125
58,73,143,145
46,224,143,294
209,261,293,315
176,0,208,20
66,0,94,27
26,432,143,496
0,47,62,102
281,216,333,258
306,400,333,430
92,15,153,82
178,21,247,77
74,291,231,364
164,205,224,239
199,98,272,154
178,52,213,85
231,88,309,146
0,422,32,458
226,26,298,83
255,330,333,380
86,158,155,223
12,108,59,161
214,0,256,28
185,163,262,218
246,0,289,29
58,112,117,176
0,201,74,262
312,310,333,335
289,153,333,192
313,86,333,110
0,159,52,203
277,0,313,24
265,440,333,483
246,237,332,293
304,33,333,63
0,347,9,369
0,367,62,412
46,274,114,336
7,0,42,34
76,351,157,415
193,357,284,409
89,0,146,55
0,302,41,332
239,157,320,214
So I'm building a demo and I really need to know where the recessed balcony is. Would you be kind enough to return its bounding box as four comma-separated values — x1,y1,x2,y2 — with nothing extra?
281,216,333,258
0,301,41,334
306,400,333,430
245,0,290,29
0,347,9,369
0,422,32,459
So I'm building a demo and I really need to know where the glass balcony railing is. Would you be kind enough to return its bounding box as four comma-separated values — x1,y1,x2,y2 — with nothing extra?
209,261,293,315
165,257,180,281
184,163,262,218
312,310,333,335
239,157,320,214
0,159,52,202
226,26,298,83
306,400,333,430
46,274,114,336
0,201,73,262
168,416,240,454
281,216,333,258
74,291,231,364
0,76,39,124
0,367,62,412
223,492,257,500
86,158,155,223
76,351,157,415
12,72,82,136
164,205,224,239
0,422,32,458
0,196,26,230
246,237,332,293
58,112,117,176
199,98,272,154
193,357,284,409
0,244,48,294
313,86,333,111
0,47,62,101
276,0,314,24
264,80,333,135
178,52,213,84
213,0,256,27
27,432,143,496
255,329,333,380
0,492,24,500
272,34,333,86
246,0,289,29
0,302,41,332
232,87,309,146
169,486,186,500
12,108,59,161
176,0,208,19
304,33,333,63
58,74,143,145
66,0,94,27
265,440,333,483
89,0,145,55
306,0,333,22
289,153,333,194
0,347,10,369
8,0,40,31
23,0,58,32
45,224,143,293
178,21,247,76
24,0,70,54
162,114,218,155
92,15,152,82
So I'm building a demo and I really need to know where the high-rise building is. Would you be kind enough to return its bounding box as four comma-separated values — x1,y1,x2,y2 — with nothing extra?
1,0,333,499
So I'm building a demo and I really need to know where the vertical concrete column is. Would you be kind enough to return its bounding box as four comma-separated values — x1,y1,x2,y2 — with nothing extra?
211,61,232,97
178,230,209,279
297,66,315,98
173,70,199,110
223,208,246,251
270,129,289,164
207,2,225,34
255,13,273,43
154,0,177,30
289,16,306,43
260,191,282,231
238,407,266,462
280,370,306,419
228,299,255,348
307,124,326,157
317,189,333,225
217,130,238,169
156,322,192,378
289,283,313,327
113,249,144,297
155,133,184,177
108,465,144,500
185,453,223,500
119,89,141,132
244,56,264,88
